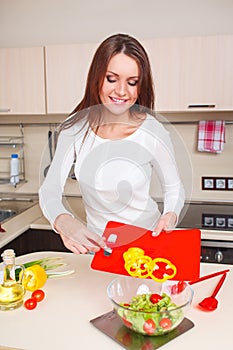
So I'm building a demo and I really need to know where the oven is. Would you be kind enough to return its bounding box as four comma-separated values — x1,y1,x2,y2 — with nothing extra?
201,240,233,264
178,201,233,264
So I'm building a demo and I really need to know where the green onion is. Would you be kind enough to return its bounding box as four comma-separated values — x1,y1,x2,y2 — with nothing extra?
46,270,75,278
15,256,74,280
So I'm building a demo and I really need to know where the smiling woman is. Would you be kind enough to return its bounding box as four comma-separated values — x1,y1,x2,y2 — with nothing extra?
39,33,185,255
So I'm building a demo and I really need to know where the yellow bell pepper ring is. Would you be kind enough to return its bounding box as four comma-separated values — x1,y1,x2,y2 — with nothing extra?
124,256,153,278
123,247,145,261
123,247,177,282
150,258,177,282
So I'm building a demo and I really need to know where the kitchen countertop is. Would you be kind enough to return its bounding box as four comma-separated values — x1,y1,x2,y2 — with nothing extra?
0,196,86,248
0,204,43,248
0,252,232,350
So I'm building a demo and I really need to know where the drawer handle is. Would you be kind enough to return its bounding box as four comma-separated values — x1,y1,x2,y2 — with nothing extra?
188,104,216,108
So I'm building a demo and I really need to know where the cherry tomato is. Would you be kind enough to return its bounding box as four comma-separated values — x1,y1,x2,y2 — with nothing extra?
24,297,37,310
32,289,45,302
143,319,156,335
150,293,162,304
142,340,154,350
122,317,132,328
159,317,172,330
122,333,132,346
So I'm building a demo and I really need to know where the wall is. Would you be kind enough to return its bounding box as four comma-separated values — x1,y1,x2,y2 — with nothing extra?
165,113,233,203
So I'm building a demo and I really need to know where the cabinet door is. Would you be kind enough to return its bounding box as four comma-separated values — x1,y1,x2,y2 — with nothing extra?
45,43,98,114
181,35,233,111
144,38,183,112
144,35,233,112
180,36,219,111
217,35,233,110
0,229,70,257
0,47,46,115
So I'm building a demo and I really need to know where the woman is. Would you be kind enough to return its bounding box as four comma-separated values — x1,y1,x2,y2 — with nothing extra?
39,33,185,254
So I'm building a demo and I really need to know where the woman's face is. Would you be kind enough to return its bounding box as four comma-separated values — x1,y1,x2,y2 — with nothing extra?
99,53,140,118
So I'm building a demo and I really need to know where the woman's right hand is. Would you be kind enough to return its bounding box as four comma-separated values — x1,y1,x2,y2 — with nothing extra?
54,214,106,254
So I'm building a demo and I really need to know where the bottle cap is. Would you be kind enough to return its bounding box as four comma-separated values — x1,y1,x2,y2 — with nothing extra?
1,249,15,261
11,154,18,158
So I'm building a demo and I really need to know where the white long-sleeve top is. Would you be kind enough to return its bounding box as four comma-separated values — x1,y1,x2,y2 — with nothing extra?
39,114,185,235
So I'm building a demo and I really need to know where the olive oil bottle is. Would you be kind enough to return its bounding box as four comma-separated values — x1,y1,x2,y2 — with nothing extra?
0,249,25,311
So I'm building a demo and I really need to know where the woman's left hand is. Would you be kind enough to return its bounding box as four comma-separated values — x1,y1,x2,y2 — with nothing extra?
152,212,177,237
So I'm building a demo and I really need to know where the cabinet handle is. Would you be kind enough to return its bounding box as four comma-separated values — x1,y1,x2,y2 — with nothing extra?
0,108,11,113
188,104,216,108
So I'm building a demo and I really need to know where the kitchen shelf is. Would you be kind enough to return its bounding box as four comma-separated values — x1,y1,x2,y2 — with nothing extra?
0,127,26,186
0,172,26,183
0,136,24,145
0,156,25,160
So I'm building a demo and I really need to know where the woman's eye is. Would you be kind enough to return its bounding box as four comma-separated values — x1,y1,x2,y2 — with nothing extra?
128,80,138,87
106,75,116,83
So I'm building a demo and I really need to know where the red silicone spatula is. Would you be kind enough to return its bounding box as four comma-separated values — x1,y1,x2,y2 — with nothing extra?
189,269,229,285
198,272,227,311
171,269,230,294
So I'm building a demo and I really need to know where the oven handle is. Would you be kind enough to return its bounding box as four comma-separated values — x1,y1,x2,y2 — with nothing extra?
202,240,233,248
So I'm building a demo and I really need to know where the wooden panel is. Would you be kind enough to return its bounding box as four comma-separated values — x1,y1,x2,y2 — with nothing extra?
45,43,97,114
0,47,46,114
144,37,183,112
217,35,233,110
144,35,233,112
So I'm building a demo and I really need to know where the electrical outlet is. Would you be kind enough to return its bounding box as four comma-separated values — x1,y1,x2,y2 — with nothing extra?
202,213,233,230
202,177,233,190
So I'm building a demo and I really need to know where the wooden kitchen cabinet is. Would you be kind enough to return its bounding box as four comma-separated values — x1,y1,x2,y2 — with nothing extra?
0,47,46,115
0,229,70,257
143,37,183,112
216,35,233,110
44,35,233,114
180,35,233,111
143,35,233,112
45,43,97,114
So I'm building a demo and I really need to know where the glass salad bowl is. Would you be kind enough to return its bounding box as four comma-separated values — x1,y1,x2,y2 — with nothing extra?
107,276,193,336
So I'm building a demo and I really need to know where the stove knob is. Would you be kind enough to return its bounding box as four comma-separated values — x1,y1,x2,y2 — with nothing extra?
215,250,223,263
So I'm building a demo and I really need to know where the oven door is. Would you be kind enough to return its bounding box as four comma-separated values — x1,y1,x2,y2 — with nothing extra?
201,240,233,264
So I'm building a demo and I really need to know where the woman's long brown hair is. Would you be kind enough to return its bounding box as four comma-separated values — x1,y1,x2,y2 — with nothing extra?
59,33,155,132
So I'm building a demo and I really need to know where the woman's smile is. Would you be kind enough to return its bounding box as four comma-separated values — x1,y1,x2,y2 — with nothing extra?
109,96,128,104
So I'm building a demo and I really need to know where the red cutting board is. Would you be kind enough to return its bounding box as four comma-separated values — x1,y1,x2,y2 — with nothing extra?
91,221,201,281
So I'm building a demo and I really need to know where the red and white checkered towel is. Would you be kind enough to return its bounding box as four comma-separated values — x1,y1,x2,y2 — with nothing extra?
198,120,225,153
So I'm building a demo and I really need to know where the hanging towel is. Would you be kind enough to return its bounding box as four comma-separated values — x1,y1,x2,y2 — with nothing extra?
198,120,225,153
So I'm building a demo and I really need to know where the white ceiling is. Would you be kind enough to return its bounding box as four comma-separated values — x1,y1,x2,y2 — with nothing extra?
1,0,233,47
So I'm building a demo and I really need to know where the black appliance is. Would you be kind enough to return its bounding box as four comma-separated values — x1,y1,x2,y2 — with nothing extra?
178,201,233,264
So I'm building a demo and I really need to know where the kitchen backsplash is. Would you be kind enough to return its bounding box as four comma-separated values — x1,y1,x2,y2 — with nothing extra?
0,113,233,203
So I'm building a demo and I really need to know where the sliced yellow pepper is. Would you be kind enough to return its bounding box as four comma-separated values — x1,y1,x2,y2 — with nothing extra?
124,255,153,278
150,258,177,282
123,247,177,282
